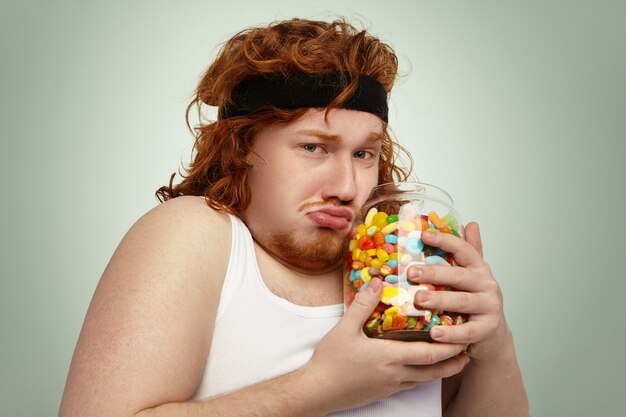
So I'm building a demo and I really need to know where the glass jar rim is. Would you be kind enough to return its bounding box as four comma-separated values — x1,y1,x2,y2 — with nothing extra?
367,181,455,207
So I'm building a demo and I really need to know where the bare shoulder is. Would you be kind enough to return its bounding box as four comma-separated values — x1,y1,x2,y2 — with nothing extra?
146,194,230,226
107,195,232,288
131,195,231,245
59,196,233,417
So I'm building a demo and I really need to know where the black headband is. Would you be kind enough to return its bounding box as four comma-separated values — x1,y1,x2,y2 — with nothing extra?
219,73,389,122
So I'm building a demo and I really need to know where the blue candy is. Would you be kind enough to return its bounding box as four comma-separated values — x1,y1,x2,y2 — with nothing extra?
425,255,446,265
350,270,359,281
386,259,399,269
384,234,398,244
385,274,399,284
406,238,424,256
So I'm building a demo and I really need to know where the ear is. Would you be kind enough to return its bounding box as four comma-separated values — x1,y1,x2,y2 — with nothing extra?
245,147,266,166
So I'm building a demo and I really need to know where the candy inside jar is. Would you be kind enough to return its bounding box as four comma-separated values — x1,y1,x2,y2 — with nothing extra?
343,182,468,342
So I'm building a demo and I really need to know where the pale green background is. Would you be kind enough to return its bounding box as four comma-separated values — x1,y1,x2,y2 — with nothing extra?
1,1,625,416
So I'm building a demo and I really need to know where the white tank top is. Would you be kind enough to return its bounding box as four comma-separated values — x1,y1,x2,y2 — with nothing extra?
191,214,442,416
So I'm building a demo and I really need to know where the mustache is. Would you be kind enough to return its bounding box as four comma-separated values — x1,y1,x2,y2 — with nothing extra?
298,198,352,213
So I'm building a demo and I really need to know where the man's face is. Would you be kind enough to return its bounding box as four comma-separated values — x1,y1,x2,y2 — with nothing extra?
243,108,383,274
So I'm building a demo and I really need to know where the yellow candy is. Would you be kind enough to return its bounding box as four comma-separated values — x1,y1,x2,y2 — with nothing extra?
349,239,357,251
371,259,383,269
352,248,361,261
380,264,393,276
357,224,367,238
366,248,377,256
389,252,399,261
372,211,389,230
381,287,404,305
381,222,398,235
376,249,390,262
360,268,372,282
382,286,409,306
399,220,415,232
358,251,367,262
384,305,401,316
364,207,378,227
382,315,394,331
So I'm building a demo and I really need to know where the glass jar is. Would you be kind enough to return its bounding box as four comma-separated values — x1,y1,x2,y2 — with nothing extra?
343,182,468,342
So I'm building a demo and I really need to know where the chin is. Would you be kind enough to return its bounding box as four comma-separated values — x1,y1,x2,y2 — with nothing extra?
268,228,347,272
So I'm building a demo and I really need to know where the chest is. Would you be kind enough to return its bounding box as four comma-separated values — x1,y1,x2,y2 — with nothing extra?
253,243,344,306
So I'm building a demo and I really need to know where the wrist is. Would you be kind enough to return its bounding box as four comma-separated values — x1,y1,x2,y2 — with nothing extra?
298,354,372,416
467,317,517,364
282,367,327,417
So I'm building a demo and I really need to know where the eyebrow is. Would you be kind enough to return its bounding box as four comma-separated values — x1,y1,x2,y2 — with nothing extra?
297,129,383,142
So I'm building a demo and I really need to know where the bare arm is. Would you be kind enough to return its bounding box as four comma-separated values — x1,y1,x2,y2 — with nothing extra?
133,276,470,417
133,367,327,417
442,321,528,417
59,196,231,416
59,196,470,417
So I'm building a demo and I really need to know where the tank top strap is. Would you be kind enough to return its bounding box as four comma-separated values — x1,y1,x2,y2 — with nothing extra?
215,214,258,320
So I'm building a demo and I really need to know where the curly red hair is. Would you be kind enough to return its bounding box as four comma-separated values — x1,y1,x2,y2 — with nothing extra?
156,18,413,216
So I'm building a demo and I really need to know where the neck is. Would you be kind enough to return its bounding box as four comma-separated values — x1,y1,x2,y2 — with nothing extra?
252,239,345,307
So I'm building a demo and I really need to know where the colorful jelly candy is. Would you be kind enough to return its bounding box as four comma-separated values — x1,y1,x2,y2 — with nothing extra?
345,206,466,339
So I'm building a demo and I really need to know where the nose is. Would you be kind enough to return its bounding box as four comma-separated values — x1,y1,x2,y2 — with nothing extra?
320,154,358,204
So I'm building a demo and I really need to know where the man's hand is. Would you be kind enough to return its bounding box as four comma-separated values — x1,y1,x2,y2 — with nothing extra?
304,277,470,414
404,222,528,416
407,222,508,360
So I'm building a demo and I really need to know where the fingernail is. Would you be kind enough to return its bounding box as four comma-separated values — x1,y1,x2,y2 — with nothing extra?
411,267,423,278
417,291,430,303
422,231,434,240
431,328,444,340
368,277,381,292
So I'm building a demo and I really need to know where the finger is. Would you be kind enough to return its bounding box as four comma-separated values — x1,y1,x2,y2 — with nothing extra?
429,321,488,344
402,353,470,384
414,289,488,314
464,222,484,258
408,265,486,292
420,231,482,268
398,341,466,366
341,278,383,334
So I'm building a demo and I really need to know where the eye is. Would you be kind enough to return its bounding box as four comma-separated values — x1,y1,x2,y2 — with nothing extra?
302,144,323,153
354,150,374,159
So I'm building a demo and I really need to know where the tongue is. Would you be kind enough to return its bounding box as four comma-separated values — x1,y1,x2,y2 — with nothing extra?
307,212,350,230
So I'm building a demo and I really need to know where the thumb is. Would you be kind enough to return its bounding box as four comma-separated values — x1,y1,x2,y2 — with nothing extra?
342,278,383,330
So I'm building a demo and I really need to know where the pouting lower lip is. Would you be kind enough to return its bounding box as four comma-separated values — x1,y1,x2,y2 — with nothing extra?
306,211,351,230
311,206,354,223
